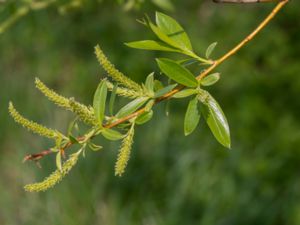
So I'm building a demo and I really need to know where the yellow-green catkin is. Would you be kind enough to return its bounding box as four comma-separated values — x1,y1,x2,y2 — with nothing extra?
69,98,97,126
35,78,71,110
35,78,97,126
24,152,80,192
115,123,135,176
106,80,142,99
8,102,60,139
94,45,144,93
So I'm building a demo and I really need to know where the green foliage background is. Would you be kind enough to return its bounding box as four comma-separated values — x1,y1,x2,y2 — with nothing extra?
1,1,299,224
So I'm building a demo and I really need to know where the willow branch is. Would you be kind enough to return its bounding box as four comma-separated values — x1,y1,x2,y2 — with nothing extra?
24,0,288,162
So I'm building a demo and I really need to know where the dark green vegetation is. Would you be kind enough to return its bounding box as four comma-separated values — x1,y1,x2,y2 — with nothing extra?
0,1,299,224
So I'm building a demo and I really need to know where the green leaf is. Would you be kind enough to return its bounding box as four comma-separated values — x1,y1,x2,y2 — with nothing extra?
205,42,217,59
109,83,118,116
102,129,125,141
154,84,177,98
136,110,153,125
93,80,107,125
177,58,198,67
69,135,78,144
172,89,198,98
145,99,155,112
156,12,192,51
184,97,201,136
145,72,154,95
125,40,181,52
152,0,174,11
67,117,79,136
153,80,164,91
200,73,220,86
116,97,149,118
200,92,231,148
88,142,103,151
56,152,62,172
156,58,198,88
147,18,184,51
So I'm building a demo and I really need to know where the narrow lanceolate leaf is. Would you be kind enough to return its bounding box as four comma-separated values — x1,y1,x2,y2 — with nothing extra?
102,129,125,141
109,83,118,115
205,42,217,59
172,89,198,98
56,152,62,171
156,12,192,51
154,84,177,98
184,97,201,136
125,40,181,52
145,72,154,95
88,142,103,151
147,19,184,52
199,91,231,148
115,123,135,176
116,97,149,118
156,58,198,88
200,73,220,86
8,102,61,139
136,110,153,125
93,80,107,125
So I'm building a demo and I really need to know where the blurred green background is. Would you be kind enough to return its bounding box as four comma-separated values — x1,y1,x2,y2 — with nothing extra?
1,0,299,224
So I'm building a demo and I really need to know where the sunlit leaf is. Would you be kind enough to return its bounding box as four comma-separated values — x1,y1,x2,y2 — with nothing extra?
156,12,192,51
146,17,184,51
156,58,198,87
184,96,200,136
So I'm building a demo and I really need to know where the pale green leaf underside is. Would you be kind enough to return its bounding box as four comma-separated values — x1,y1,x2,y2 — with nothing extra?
116,97,149,118
200,73,220,86
172,89,198,98
200,93,231,148
205,42,217,59
154,83,177,98
102,129,125,141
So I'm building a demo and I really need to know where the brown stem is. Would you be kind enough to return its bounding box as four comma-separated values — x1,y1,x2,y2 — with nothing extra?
24,0,288,162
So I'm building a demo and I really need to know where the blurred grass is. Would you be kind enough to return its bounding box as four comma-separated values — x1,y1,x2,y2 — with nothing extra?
1,1,300,224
